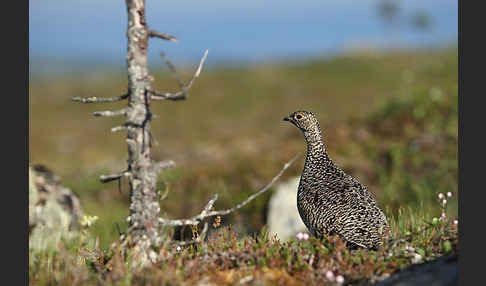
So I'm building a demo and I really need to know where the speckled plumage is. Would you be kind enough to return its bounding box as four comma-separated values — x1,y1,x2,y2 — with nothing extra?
283,110,389,249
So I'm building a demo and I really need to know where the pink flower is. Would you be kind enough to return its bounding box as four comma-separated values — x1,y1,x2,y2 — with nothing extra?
336,275,345,284
438,193,444,199
296,232,310,240
454,220,458,225
447,192,452,197
326,270,335,281
441,212,446,220
442,199,447,206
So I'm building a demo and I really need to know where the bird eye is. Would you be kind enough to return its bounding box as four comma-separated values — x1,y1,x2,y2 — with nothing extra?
295,114,303,120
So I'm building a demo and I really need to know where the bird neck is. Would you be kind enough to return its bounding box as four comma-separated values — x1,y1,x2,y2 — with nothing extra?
303,129,331,166
304,128,325,151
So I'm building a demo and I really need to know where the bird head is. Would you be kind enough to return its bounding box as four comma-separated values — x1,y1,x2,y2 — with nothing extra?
282,110,319,132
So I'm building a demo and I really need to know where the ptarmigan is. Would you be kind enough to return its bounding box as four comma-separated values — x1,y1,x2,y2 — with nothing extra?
283,110,389,249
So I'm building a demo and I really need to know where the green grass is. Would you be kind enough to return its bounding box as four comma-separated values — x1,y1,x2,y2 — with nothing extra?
29,46,458,284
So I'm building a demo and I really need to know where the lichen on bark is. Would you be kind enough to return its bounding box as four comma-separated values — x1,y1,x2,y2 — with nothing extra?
123,0,162,267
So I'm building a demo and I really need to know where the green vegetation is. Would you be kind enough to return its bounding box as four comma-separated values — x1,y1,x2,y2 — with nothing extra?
29,46,457,284
29,210,458,285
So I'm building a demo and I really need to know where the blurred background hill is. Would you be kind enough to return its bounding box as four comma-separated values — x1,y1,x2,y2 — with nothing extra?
29,0,457,248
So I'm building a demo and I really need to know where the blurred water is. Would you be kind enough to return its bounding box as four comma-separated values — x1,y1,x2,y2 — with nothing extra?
29,0,457,75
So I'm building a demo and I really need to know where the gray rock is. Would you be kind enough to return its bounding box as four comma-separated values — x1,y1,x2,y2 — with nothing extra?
371,255,458,286
267,177,307,241
29,164,83,251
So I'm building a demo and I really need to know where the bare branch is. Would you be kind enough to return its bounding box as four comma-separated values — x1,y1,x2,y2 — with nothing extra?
158,194,218,226
93,108,128,117
206,154,299,217
183,49,209,91
193,50,209,79
148,29,177,42
72,93,129,103
100,171,130,183
159,217,198,227
147,89,186,101
111,123,140,133
111,125,128,133
100,161,172,185
159,154,299,227
149,49,209,101
160,52,185,88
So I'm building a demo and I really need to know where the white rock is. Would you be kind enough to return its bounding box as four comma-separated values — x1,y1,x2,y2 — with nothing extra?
267,177,307,241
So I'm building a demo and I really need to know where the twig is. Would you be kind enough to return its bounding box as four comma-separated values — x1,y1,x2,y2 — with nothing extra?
93,108,128,117
159,194,218,226
115,223,123,236
118,176,123,194
147,89,186,101
160,51,185,88
148,29,177,42
111,124,140,133
206,154,299,217
149,50,209,101
72,93,129,103
159,187,170,201
185,49,209,90
111,125,128,133
159,154,299,226
173,222,209,246
100,171,130,183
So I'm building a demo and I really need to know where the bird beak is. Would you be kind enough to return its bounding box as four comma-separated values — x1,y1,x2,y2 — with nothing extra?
283,116,291,122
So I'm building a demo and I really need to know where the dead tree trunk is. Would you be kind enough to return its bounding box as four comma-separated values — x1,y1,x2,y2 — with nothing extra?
73,0,296,270
122,2,207,266
73,0,186,267
123,0,160,265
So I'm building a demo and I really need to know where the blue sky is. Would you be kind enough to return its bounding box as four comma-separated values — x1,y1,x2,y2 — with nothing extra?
30,0,457,70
